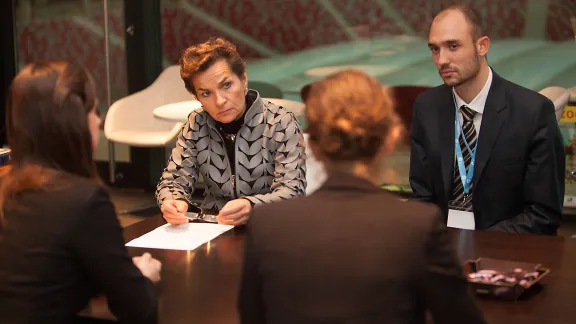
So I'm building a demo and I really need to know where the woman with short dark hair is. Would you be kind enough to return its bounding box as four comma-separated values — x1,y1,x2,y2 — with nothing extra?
157,37,307,226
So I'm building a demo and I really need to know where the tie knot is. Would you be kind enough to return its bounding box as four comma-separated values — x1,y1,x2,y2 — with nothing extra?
460,105,476,122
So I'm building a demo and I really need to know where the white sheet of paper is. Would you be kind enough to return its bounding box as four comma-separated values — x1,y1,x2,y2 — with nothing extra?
125,223,234,251
447,209,475,230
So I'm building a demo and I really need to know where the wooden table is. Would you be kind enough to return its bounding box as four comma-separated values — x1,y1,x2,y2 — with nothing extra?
124,216,576,324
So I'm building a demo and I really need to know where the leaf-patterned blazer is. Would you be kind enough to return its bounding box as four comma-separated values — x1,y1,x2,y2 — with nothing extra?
156,90,307,211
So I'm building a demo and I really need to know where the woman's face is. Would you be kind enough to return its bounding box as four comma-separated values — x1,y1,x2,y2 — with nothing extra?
88,106,101,151
191,60,248,124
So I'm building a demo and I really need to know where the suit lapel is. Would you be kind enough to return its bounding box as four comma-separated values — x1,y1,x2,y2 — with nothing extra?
439,86,456,199
473,73,507,186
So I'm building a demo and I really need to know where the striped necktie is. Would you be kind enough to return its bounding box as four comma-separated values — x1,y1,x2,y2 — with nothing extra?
452,105,477,202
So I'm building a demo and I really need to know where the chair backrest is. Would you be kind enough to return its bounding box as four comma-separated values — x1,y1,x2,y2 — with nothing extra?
569,86,576,104
105,65,192,135
538,86,570,122
303,133,326,195
265,98,305,117
390,85,431,145
249,81,284,98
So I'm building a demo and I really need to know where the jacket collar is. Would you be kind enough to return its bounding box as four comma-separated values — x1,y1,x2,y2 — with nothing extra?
452,67,493,115
317,171,382,193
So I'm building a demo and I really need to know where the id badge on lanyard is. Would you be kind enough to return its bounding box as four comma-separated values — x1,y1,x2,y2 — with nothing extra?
447,92,477,230
453,93,477,202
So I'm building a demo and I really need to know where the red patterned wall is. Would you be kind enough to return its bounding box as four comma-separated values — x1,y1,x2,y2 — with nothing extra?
15,0,576,105
482,0,527,38
331,0,404,37
161,8,265,64
17,18,126,104
392,0,433,34
546,0,576,41
187,0,350,53
94,13,124,38
391,0,527,38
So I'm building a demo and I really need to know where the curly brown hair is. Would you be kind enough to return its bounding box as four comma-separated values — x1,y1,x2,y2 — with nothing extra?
302,69,401,162
179,37,246,96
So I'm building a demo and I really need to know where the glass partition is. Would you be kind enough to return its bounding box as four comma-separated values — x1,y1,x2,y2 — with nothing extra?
14,0,129,163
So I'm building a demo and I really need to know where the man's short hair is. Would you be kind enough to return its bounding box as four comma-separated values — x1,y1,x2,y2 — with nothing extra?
437,4,485,40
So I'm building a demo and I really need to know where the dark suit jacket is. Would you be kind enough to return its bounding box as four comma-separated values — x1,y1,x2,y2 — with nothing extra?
0,172,157,324
410,70,565,235
239,172,485,324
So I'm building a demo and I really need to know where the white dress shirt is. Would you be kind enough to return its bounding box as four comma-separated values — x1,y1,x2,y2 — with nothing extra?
452,68,493,138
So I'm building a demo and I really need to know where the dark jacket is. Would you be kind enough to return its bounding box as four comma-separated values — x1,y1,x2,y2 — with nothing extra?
410,70,565,235
0,172,157,323
239,172,486,324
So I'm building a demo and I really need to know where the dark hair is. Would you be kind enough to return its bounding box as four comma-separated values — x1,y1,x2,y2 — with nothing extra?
0,61,99,223
437,4,485,41
302,69,401,162
179,37,246,96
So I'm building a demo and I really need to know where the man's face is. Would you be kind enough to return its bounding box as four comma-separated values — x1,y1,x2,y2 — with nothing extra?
428,10,481,87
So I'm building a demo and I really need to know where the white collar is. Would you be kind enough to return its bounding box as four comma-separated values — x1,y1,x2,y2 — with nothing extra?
452,68,493,115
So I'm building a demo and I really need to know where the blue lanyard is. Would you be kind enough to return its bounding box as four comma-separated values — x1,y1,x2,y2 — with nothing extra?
453,92,477,196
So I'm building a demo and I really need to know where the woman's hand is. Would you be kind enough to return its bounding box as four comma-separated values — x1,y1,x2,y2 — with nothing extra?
161,200,189,225
218,199,253,226
77,295,116,320
133,252,162,284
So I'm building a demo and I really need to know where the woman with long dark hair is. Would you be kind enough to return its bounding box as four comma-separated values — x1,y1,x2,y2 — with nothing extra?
0,61,160,323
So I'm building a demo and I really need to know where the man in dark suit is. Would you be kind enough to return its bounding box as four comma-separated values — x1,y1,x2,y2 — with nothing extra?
410,5,565,235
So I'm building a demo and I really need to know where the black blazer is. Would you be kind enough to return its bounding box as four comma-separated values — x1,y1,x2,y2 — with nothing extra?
409,70,565,235
0,172,157,324
239,172,485,324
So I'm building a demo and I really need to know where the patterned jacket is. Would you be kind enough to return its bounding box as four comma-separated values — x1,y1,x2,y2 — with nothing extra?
156,90,307,210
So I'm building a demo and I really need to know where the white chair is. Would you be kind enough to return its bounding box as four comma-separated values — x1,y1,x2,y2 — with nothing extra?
266,98,325,194
105,65,190,147
104,65,192,213
302,133,327,195
265,98,305,117
264,98,327,195
538,86,570,122
569,86,576,104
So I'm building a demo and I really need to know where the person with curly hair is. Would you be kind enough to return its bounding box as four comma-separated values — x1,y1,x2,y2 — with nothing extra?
156,37,307,226
238,69,486,324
